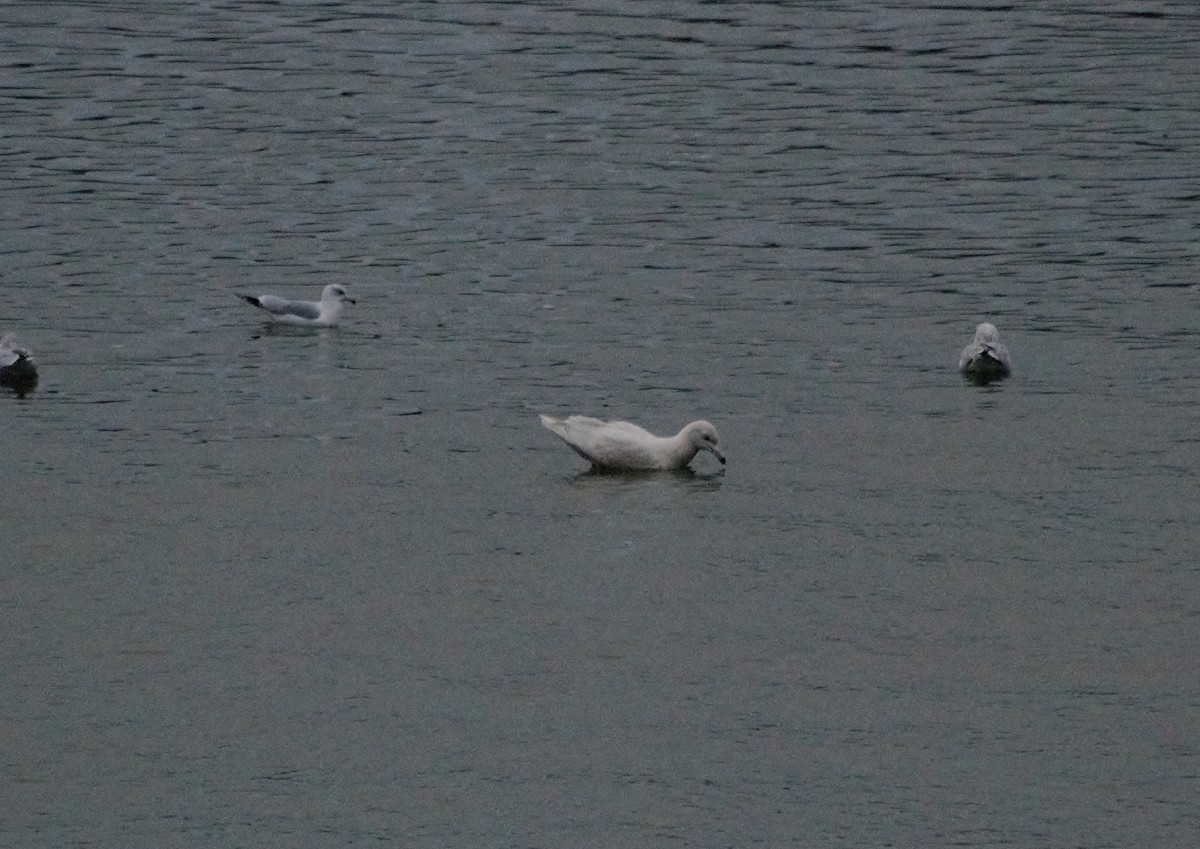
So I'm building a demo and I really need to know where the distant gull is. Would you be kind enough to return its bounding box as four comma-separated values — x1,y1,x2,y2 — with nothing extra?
958,321,1012,382
240,283,355,327
540,414,726,472
0,333,38,392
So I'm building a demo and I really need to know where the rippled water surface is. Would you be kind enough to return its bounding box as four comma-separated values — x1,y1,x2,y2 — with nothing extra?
3,2,1198,846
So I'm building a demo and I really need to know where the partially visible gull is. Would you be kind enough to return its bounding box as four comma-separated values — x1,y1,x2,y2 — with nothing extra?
241,284,355,327
0,333,38,391
958,322,1012,382
539,414,726,472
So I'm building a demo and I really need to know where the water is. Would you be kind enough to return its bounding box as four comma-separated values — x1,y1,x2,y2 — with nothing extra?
3,2,1198,846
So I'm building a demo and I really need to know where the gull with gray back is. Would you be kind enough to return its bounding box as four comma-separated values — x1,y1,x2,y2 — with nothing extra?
241,284,356,327
958,321,1012,382
0,333,38,392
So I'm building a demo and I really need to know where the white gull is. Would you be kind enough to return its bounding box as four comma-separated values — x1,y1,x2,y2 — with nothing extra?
540,414,725,472
958,321,1012,381
241,284,355,327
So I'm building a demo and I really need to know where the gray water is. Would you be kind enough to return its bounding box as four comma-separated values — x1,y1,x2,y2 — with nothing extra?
3,2,1198,846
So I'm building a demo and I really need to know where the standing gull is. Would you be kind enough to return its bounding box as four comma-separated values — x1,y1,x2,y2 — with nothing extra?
958,322,1012,382
539,414,725,472
240,284,355,327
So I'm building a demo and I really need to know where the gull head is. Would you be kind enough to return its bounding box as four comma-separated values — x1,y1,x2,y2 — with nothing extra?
685,420,725,465
973,322,1001,344
323,284,356,305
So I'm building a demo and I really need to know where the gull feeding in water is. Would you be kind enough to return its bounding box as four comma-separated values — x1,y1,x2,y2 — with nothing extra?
240,284,355,327
539,414,725,472
958,321,1012,382
0,333,37,391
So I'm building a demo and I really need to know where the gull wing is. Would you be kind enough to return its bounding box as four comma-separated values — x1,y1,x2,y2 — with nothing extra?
541,415,663,470
248,295,322,320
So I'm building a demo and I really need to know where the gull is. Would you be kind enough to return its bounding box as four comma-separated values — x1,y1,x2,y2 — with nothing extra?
240,284,355,327
0,333,37,390
539,414,725,472
958,321,1012,382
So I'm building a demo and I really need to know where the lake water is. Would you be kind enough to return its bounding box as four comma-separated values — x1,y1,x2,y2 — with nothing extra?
2,2,1198,846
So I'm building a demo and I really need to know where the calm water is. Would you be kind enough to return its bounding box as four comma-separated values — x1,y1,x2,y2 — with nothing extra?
3,2,1198,846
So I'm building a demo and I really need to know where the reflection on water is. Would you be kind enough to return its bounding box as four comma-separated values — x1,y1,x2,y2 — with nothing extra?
569,465,726,489
3,2,1199,847
1,375,38,399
